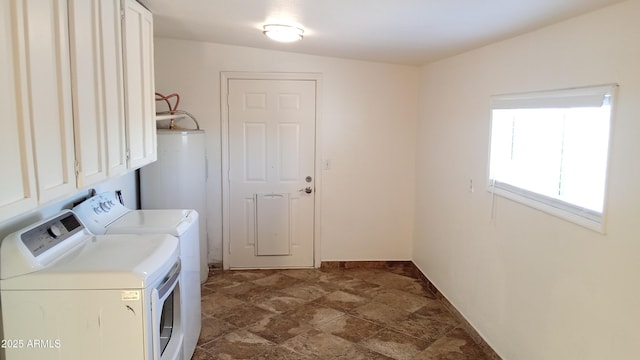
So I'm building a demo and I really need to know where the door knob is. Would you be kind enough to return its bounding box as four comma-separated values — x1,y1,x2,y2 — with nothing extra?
299,187,313,194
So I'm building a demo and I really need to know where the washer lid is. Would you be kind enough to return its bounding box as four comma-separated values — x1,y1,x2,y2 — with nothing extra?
0,233,179,290
107,209,197,236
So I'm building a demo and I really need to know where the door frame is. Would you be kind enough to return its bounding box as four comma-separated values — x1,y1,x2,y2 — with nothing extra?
220,72,323,270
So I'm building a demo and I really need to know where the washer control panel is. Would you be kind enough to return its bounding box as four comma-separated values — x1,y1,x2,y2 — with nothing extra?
72,192,130,235
21,213,84,257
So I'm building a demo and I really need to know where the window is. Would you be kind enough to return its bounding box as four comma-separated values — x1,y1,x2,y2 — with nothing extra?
488,85,616,232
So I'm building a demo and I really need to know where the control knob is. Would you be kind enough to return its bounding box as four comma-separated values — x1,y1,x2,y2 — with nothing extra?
100,202,111,212
47,225,63,238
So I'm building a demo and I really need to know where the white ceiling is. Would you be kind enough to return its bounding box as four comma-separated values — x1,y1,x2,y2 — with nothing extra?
145,0,624,66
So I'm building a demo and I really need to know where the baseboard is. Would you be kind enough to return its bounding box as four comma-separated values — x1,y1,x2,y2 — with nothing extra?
320,260,419,277
321,260,502,360
208,262,223,275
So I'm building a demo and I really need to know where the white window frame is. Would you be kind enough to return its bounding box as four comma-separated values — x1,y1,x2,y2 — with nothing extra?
487,84,617,233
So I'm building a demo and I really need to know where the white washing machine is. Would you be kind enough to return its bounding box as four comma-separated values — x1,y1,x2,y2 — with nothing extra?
72,192,201,360
0,210,183,360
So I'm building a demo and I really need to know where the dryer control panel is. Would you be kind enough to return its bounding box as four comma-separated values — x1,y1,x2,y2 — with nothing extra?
1,210,92,280
21,213,84,257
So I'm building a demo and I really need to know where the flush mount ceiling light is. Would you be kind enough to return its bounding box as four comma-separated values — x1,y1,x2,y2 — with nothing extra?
263,24,304,42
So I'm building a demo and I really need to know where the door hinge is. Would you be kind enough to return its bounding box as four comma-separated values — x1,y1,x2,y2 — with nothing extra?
74,160,80,177
126,149,130,160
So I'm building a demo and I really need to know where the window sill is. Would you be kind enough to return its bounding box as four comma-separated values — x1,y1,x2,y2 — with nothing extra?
488,185,606,234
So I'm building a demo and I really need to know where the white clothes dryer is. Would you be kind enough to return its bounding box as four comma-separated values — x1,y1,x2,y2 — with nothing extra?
0,210,183,360
73,192,201,360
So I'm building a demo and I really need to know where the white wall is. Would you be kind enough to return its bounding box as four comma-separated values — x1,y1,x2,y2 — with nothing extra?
154,40,418,263
413,1,640,359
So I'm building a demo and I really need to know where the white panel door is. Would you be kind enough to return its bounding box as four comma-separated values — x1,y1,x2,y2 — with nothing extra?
0,0,37,222
227,79,316,268
122,0,156,169
22,0,76,203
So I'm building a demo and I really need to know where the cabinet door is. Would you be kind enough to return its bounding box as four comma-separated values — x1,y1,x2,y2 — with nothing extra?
22,0,76,203
100,0,128,177
0,0,37,222
68,0,107,187
122,0,156,169
69,0,127,187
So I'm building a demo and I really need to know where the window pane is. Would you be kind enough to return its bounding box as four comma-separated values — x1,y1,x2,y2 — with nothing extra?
509,109,564,197
558,106,610,212
489,85,615,229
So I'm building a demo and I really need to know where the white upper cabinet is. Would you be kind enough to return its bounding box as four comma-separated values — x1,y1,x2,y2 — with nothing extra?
0,0,38,222
122,0,156,169
21,0,77,204
68,0,127,187
0,0,156,222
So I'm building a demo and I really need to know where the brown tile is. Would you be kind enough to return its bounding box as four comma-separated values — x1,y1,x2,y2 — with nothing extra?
216,281,263,298
191,347,216,360
280,283,334,301
226,269,276,281
371,288,432,312
360,328,431,360
365,271,424,290
283,302,344,327
201,277,239,291
413,327,490,360
200,285,215,297
197,316,236,345
400,280,437,298
352,269,433,296
218,304,275,328
314,290,369,312
253,291,309,314
316,314,384,343
201,329,275,359
255,345,316,359
353,301,412,326
345,268,387,281
203,270,267,288
197,266,500,360
247,313,312,344
279,268,323,281
227,285,279,303
252,273,303,290
307,276,342,292
282,329,392,360
200,292,244,317
332,277,382,295
413,300,460,327
389,314,457,344
202,272,229,286
315,270,356,285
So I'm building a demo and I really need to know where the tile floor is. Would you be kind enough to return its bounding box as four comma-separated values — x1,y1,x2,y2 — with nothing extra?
193,266,491,360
